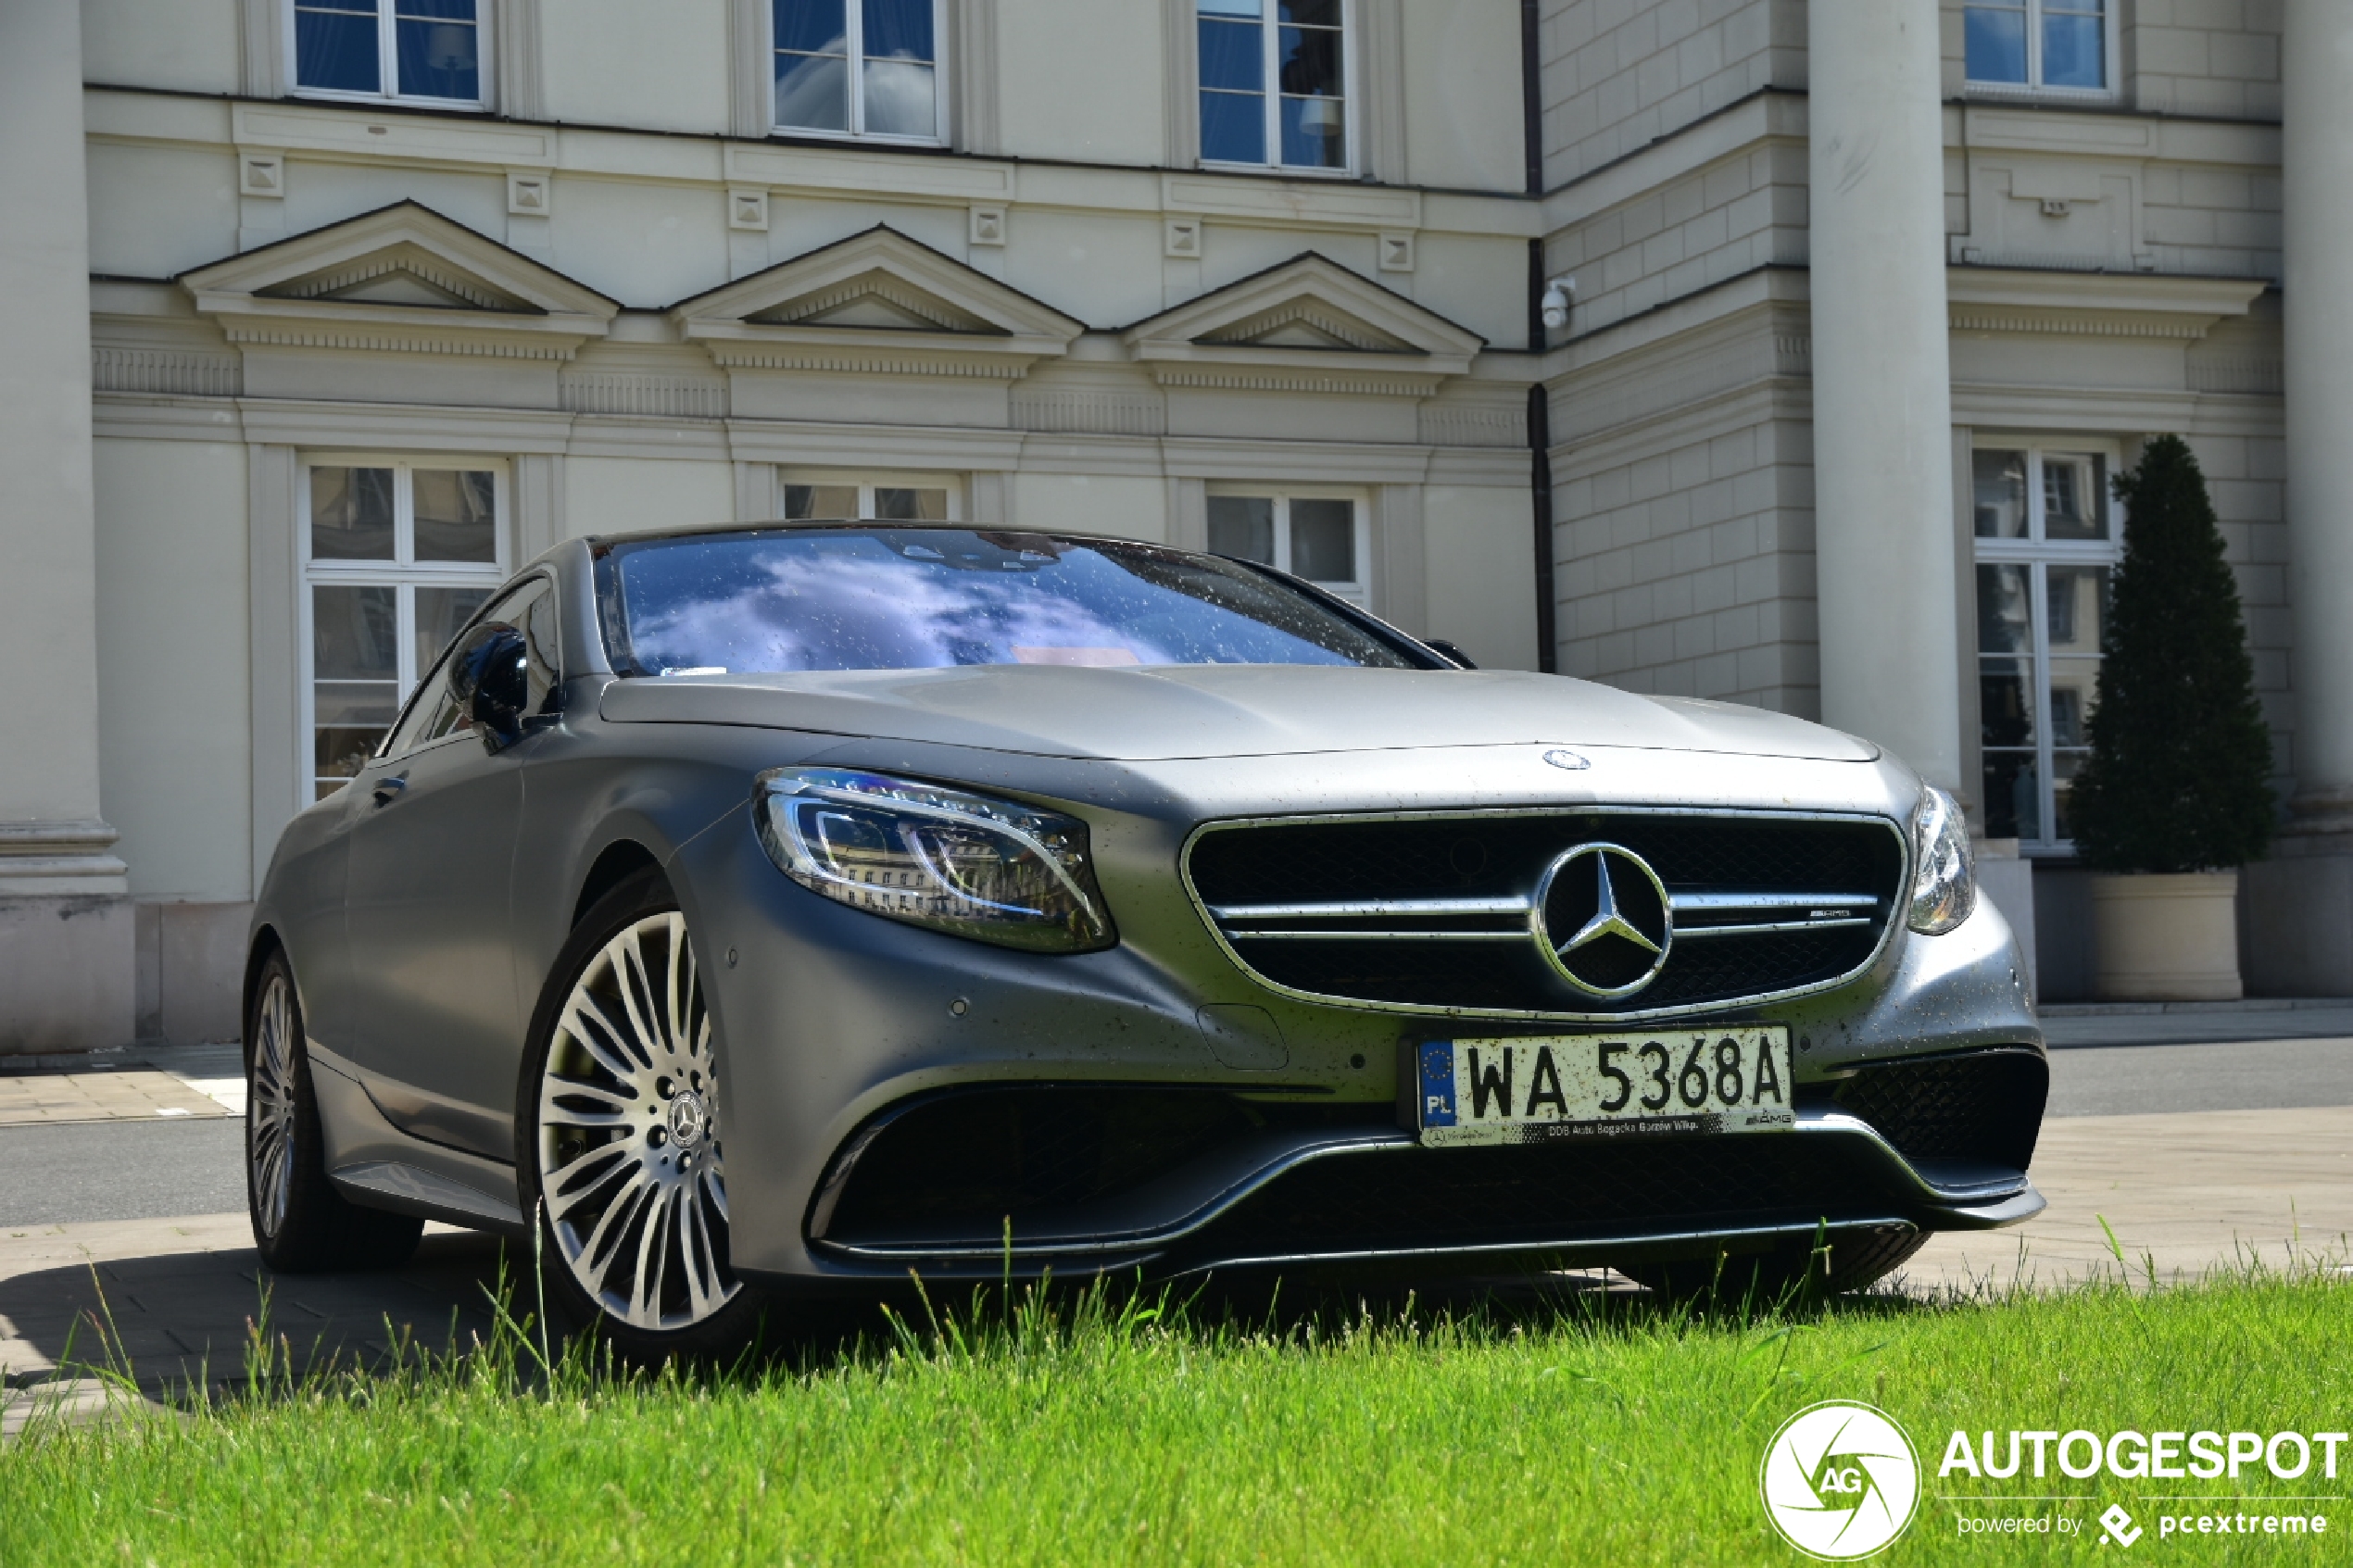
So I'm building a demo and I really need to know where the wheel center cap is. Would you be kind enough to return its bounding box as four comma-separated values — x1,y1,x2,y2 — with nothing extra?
666,1091,710,1149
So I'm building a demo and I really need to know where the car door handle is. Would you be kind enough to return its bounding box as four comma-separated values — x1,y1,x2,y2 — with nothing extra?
371,772,409,808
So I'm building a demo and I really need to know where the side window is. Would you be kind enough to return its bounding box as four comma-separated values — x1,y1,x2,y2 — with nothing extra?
381,576,552,759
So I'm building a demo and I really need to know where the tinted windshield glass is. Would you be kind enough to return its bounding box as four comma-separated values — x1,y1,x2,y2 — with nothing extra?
595,528,1416,674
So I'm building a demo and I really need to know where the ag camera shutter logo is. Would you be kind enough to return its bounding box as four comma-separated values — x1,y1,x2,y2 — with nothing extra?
1760,1400,1922,1559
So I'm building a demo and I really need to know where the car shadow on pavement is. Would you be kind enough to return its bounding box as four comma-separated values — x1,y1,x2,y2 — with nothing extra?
1,1229,514,1414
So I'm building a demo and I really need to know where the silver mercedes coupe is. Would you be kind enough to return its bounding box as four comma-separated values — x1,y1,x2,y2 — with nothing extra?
244,521,2045,1358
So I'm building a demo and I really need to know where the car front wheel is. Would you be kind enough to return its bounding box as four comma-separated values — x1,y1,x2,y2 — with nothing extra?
518,868,765,1362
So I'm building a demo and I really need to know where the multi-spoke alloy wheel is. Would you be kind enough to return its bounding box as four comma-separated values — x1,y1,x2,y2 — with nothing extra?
248,971,298,1241
243,948,422,1273
536,909,740,1334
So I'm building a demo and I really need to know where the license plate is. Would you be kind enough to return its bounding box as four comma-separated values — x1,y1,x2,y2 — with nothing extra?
1414,1028,1795,1147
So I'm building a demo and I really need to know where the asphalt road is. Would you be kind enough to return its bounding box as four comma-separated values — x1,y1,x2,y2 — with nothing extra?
5,1035,2352,1228
0,1118,246,1227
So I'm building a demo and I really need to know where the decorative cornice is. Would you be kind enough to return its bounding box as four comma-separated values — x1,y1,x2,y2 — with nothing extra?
1199,302,1408,352
702,344,1035,380
266,249,528,313
1149,366,1447,397
1944,268,2268,343
760,272,994,334
215,321,589,360
1948,307,2216,341
179,201,616,370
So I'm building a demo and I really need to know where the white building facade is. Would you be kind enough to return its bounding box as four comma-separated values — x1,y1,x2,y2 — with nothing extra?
0,0,2343,1051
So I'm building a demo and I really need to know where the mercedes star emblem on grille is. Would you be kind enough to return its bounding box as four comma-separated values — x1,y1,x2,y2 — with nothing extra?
1532,843,1674,997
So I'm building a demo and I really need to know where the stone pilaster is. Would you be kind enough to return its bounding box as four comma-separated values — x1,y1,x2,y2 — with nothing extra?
1806,0,1963,796
2246,0,2353,994
0,0,133,1051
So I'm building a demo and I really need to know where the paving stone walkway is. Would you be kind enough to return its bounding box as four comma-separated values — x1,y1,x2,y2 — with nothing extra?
0,1045,243,1127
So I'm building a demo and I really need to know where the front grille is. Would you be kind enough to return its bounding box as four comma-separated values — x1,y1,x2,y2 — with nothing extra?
1198,1135,1901,1259
1828,1048,2047,1171
1186,809,1907,1018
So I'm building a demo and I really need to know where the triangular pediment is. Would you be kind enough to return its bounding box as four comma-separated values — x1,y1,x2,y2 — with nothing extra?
182,202,619,321
1123,253,1484,385
670,228,1081,369
255,241,541,313
743,266,1005,335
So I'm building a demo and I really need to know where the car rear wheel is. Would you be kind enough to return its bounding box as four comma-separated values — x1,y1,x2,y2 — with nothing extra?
245,950,425,1272
519,868,765,1363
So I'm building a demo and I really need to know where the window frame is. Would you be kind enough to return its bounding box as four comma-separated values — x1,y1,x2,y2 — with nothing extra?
1195,0,1358,178
297,454,511,798
774,470,964,521
1969,435,2125,855
1961,0,2120,103
283,0,493,110
1203,484,1372,606
770,0,950,147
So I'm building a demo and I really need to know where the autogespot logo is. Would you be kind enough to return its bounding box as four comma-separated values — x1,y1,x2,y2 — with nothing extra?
1761,1401,1923,1560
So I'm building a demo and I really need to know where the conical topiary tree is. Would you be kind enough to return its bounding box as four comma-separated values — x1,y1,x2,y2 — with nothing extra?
2067,434,2274,873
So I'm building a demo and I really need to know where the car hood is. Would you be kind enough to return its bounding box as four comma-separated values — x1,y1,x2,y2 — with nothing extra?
596,665,1877,763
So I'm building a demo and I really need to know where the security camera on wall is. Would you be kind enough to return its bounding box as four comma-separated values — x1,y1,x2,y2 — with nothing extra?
1541,276,1575,332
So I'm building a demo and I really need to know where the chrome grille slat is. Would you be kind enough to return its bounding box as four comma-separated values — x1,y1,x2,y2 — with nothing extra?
1182,807,1908,1022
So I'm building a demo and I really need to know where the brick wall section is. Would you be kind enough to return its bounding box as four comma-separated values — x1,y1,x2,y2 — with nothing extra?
1939,0,2280,119
1539,0,1804,191
1554,411,1818,715
1544,142,1808,332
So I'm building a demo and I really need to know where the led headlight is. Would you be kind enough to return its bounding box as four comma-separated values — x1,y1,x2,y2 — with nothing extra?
1906,784,1977,935
753,768,1114,953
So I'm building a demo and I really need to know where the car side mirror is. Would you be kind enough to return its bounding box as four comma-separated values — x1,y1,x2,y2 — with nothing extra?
448,622,530,752
1424,638,1478,670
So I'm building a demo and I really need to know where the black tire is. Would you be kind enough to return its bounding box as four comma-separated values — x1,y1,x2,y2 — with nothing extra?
1623,1226,1930,1303
245,948,424,1273
516,867,771,1365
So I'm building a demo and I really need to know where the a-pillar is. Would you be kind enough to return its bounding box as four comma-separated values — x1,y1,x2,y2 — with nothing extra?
0,0,133,1052
2247,0,2353,993
1806,0,1963,797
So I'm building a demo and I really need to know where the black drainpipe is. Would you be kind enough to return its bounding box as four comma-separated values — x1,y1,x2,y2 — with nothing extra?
1520,6,1556,673
1519,0,1542,196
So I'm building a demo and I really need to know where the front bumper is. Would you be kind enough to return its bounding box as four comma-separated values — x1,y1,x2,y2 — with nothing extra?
674,785,2044,1287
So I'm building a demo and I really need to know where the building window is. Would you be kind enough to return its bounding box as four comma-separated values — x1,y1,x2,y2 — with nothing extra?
773,0,946,142
302,458,508,798
1197,0,1349,172
1971,442,2120,850
779,474,959,521
291,0,485,107
1206,489,1368,603
1964,0,2111,94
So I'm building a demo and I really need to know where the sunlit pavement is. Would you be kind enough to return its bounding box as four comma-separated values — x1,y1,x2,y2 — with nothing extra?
1901,1104,2353,1294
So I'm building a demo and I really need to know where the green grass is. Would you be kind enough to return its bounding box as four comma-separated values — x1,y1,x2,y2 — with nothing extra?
4,1257,2350,1566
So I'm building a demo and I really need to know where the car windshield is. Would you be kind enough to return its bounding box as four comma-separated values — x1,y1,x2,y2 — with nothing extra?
594,527,1419,674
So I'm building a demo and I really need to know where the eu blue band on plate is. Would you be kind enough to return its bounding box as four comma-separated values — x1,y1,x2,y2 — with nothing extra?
1417,1040,1456,1127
